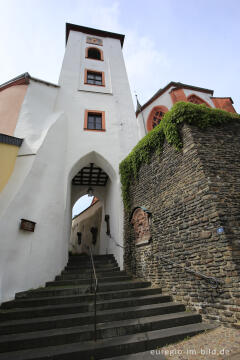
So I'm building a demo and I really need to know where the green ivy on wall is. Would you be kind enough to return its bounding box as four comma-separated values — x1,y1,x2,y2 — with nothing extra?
119,101,239,211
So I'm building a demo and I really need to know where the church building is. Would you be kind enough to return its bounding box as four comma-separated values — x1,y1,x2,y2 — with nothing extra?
0,23,237,306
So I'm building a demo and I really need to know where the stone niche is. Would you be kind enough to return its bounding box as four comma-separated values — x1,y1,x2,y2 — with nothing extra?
130,207,151,246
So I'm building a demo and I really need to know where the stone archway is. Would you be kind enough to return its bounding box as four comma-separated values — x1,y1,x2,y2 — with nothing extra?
67,152,123,263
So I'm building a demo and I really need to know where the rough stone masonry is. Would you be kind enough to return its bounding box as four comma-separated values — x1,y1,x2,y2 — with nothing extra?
124,122,240,327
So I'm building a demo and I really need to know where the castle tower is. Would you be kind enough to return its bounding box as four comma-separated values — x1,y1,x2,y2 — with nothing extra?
0,24,138,304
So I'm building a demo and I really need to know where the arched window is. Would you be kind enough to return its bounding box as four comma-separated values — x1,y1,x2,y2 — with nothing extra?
86,47,103,61
146,106,168,132
187,94,211,107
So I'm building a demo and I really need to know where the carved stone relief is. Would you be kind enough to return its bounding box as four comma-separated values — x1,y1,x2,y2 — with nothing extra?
131,207,151,246
86,36,103,46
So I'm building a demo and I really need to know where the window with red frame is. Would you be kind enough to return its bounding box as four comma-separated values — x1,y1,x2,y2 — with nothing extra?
188,94,208,105
87,48,101,60
152,109,165,128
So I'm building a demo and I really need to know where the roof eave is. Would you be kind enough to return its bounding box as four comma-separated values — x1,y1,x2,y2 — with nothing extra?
0,73,59,92
211,96,234,104
0,72,30,92
65,23,125,47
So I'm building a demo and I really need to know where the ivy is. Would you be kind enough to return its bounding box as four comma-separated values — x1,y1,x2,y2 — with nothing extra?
119,101,239,211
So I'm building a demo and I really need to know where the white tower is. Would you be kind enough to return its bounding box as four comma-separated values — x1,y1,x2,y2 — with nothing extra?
0,24,138,304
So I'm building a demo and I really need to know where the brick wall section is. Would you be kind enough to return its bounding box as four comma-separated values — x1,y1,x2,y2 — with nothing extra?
124,122,240,328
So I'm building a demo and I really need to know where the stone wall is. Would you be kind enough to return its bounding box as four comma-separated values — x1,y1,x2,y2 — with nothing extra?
124,122,240,328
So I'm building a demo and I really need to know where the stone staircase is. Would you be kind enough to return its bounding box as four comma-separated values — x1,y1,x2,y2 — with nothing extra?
0,254,216,359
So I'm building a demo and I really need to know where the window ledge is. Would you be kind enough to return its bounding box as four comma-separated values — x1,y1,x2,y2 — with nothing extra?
84,128,106,132
84,82,105,87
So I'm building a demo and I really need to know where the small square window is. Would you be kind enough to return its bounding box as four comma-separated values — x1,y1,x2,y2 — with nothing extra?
85,70,105,87
88,113,102,129
84,111,106,132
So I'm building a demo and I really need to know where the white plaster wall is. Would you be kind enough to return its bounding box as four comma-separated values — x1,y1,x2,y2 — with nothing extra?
102,178,124,268
58,30,138,159
14,81,59,154
0,112,68,303
0,155,35,217
0,80,62,222
56,30,138,265
0,28,138,303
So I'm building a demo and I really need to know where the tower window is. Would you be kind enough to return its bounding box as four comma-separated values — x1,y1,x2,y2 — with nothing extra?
86,47,103,61
84,110,106,131
85,70,105,86
88,113,102,129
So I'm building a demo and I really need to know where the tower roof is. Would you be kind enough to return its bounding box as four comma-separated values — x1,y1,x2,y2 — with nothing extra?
66,23,125,47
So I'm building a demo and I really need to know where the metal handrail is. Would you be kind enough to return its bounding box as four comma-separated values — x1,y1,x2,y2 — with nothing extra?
88,245,98,341
109,234,125,249
108,232,221,288
145,251,222,289
108,236,221,288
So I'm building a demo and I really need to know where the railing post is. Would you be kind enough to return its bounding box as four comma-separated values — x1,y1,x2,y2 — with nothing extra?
88,245,98,342
90,260,93,293
94,288,97,341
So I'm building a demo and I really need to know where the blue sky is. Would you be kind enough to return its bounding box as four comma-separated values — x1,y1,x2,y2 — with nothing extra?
0,0,239,111
72,195,93,217
0,0,239,215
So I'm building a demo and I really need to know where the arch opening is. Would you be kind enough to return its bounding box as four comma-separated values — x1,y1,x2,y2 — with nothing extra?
66,152,123,267
69,156,116,257
70,193,102,255
187,94,211,107
86,47,103,60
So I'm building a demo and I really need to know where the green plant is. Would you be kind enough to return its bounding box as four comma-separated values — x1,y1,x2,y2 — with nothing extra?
119,102,239,211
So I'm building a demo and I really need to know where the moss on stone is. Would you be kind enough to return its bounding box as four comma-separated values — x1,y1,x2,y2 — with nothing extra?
119,102,240,211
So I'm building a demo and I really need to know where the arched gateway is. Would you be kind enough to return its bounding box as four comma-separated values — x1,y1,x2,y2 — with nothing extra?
0,24,139,303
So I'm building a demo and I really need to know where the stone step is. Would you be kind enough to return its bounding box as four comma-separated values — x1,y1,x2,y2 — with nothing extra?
0,323,217,360
66,262,118,269
68,254,114,260
56,270,127,280
0,253,214,360
46,275,131,287
2,287,163,309
0,312,201,353
105,351,167,360
15,280,151,299
0,294,171,321
62,266,120,274
67,257,115,264
66,261,118,268
0,302,185,335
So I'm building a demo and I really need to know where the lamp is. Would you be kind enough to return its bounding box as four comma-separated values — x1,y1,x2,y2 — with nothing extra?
87,187,94,197
20,219,36,232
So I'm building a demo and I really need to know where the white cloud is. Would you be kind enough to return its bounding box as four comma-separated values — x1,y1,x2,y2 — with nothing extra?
72,0,121,32
0,0,171,108
123,31,171,105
